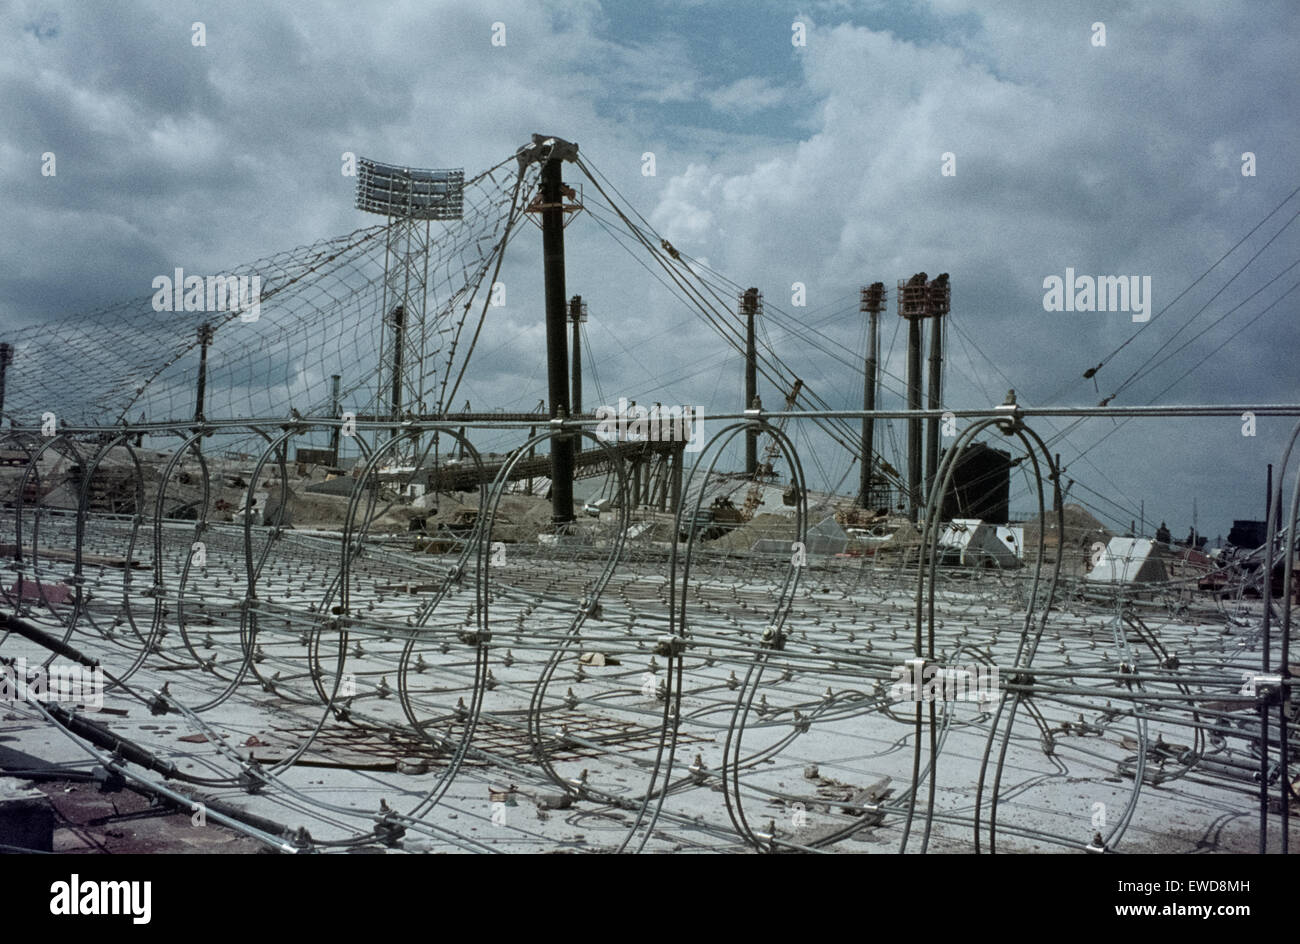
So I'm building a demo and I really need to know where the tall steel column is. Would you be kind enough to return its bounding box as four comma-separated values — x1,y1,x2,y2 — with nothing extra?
194,322,214,452
741,287,760,477
901,274,927,522
671,443,683,514
858,283,884,507
899,272,949,522
387,303,406,441
925,312,941,497
924,274,949,501
329,373,342,466
570,295,586,454
519,135,582,525
907,319,922,520
0,342,14,426
194,322,214,424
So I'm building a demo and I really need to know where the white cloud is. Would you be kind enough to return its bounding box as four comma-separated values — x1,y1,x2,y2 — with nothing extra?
707,76,788,114
0,0,1295,534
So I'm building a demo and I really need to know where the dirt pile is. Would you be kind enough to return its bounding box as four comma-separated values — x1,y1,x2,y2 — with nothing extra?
1022,504,1112,550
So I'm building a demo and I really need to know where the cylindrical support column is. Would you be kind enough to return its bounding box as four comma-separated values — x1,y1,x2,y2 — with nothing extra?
527,424,536,496
862,311,878,506
858,284,883,508
195,323,214,425
742,288,760,477
925,307,943,502
1267,463,1276,530
0,342,14,426
671,444,683,515
194,323,214,454
570,295,583,455
906,315,922,522
541,157,575,524
456,400,469,460
388,303,406,447
329,373,342,465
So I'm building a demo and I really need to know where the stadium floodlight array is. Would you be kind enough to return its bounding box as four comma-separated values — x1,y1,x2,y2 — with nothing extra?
356,159,465,220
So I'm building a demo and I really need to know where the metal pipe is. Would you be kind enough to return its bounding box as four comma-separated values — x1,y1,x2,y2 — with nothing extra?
1,342,14,426
329,373,341,466
925,308,943,506
907,315,922,522
571,295,583,455
193,322,214,455
859,285,882,508
541,157,575,524
671,443,682,514
9,404,1300,443
389,303,406,440
742,288,759,477
195,323,213,426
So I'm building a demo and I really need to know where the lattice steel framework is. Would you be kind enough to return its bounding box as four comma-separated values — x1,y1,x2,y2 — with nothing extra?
356,159,465,454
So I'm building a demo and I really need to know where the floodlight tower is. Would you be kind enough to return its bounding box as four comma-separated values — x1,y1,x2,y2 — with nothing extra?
355,158,464,458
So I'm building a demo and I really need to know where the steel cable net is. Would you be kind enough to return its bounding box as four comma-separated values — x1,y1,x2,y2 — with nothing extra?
0,151,1296,853
0,410,1296,854
0,158,529,433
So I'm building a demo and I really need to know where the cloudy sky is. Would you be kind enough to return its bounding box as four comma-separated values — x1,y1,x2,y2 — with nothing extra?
2,0,1298,539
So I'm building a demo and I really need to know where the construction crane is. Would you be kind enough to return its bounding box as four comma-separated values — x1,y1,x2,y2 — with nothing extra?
741,379,803,521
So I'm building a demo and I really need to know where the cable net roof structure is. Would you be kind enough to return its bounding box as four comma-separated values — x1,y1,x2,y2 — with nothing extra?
0,142,1297,856
4,142,1291,539
0,143,931,512
0,158,533,430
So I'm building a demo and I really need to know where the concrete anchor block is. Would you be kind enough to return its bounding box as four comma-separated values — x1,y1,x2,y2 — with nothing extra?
0,777,55,852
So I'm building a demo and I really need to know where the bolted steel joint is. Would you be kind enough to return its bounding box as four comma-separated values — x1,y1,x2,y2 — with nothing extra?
1252,674,1284,707
653,635,686,657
